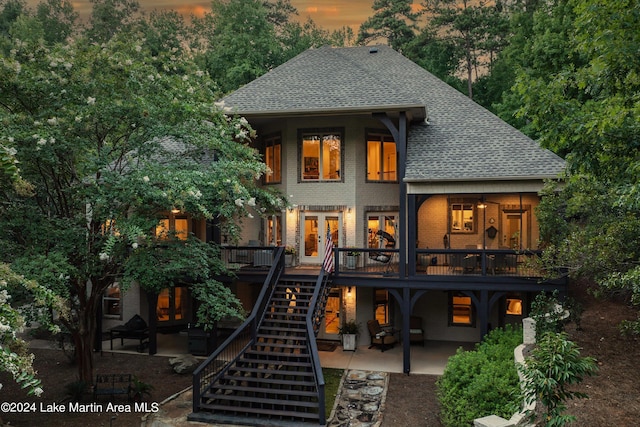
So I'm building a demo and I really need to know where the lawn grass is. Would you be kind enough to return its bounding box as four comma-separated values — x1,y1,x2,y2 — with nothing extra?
323,368,345,420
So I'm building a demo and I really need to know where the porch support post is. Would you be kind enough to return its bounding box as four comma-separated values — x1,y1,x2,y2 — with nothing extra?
408,194,417,276
374,112,408,277
402,287,411,374
388,288,428,375
147,292,158,355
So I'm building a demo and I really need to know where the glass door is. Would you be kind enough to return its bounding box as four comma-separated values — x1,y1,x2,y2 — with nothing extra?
318,287,341,340
301,213,340,265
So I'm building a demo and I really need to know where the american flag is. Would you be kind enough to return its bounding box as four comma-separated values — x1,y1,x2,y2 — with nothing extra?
322,225,334,273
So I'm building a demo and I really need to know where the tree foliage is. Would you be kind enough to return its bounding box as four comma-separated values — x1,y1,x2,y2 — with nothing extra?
357,0,420,51
519,332,598,426
0,16,285,383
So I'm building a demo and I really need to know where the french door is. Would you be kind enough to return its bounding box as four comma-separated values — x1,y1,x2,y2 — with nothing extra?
317,287,342,340
300,213,341,265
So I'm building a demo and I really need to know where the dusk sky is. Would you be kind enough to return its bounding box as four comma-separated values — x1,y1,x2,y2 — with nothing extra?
24,1,381,32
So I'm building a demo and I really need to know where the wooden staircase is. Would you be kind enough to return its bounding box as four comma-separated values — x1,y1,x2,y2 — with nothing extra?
190,249,331,426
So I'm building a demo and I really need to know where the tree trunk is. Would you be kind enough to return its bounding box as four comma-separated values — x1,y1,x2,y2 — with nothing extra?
71,301,98,384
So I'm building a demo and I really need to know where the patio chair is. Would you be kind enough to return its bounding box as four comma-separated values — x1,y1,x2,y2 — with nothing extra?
409,316,424,346
367,319,397,352
369,230,396,272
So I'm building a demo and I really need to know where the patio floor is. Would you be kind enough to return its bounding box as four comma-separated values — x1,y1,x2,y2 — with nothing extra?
101,332,475,375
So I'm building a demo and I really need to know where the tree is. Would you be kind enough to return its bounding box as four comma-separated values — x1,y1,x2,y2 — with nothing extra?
85,0,141,43
519,332,598,426
0,264,65,398
0,22,285,385
35,0,78,44
357,0,420,51
421,0,509,99
195,0,281,94
520,0,640,331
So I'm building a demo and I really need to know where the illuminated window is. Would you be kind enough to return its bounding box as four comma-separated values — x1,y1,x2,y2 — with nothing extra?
367,132,397,182
267,215,282,246
156,287,189,324
103,283,121,319
449,293,474,326
155,213,189,240
264,134,281,183
300,129,342,181
375,289,390,325
506,298,523,315
450,201,476,233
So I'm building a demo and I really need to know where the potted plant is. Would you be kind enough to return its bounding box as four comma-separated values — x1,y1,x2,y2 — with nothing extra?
345,248,361,269
284,246,296,267
338,319,361,351
131,377,154,403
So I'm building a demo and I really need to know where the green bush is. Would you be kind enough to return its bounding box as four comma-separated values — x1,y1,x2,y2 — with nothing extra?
437,325,522,427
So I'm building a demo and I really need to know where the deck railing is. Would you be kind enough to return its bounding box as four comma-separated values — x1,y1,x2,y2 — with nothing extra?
192,246,285,414
331,247,544,278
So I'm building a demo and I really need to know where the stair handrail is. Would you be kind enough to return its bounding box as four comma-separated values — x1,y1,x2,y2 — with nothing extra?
305,268,331,425
192,246,285,414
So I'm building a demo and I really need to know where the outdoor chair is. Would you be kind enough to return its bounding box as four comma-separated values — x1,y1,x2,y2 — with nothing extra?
409,316,424,346
367,319,396,352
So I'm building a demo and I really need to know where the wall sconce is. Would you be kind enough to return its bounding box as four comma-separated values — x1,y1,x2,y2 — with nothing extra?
171,207,181,214
347,286,352,294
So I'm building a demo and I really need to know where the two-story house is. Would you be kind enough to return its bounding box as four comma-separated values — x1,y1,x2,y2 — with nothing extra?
102,44,566,425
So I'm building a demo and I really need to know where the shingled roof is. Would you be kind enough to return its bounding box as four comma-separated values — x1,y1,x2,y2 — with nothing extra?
223,45,565,183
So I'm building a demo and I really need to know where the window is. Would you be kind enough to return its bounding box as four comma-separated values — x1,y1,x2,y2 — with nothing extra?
506,298,523,315
449,293,474,326
375,289,391,325
266,215,282,246
300,130,342,181
103,283,121,319
155,213,189,240
450,201,476,233
264,134,281,183
368,214,397,248
367,132,397,182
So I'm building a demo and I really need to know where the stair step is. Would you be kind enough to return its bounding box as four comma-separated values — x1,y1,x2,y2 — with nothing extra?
260,319,306,326
210,384,318,398
220,374,316,388
202,393,319,409
258,325,306,333
256,333,307,341
227,366,314,378
197,403,320,420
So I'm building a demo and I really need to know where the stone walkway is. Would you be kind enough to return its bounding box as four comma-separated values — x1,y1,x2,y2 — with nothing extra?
142,369,389,427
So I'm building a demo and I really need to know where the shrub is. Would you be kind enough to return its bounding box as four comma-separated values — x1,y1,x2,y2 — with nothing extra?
437,325,522,427
519,331,598,427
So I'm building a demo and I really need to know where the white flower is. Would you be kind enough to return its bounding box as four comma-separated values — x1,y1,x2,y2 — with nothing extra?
234,198,243,207
148,74,155,81
142,176,150,183
236,129,248,139
247,213,254,219
8,137,14,143
75,116,82,122
135,45,142,52
182,75,189,81
214,101,225,109
33,387,43,397
239,117,248,126
63,62,72,70
87,97,96,105
48,137,55,144
47,117,58,125
195,70,204,77
247,197,256,207
131,242,138,249
37,138,47,146
99,252,109,261
125,59,132,66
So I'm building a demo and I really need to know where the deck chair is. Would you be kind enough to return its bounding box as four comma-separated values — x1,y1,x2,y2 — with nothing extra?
367,319,397,352
409,316,425,346
369,230,396,272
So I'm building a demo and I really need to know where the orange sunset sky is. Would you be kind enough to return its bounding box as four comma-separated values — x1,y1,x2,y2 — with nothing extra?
22,1,401,32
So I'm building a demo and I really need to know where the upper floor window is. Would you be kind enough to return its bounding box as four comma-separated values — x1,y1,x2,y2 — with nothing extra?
300,129,343,181
367,132,397,182
155,212,189,240
264,133,281,184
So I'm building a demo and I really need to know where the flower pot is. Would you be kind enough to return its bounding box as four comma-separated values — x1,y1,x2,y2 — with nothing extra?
342,334,357,351
346,255,358,269
285,254,294,267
